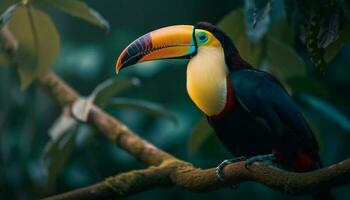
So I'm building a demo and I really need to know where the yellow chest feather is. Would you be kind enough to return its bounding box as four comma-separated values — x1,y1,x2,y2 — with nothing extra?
186,47,228,116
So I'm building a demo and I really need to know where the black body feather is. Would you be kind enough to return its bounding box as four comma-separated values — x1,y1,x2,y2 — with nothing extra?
198,22,334,200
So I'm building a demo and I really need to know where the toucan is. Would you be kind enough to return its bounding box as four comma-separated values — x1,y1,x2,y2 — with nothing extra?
115,22,334,200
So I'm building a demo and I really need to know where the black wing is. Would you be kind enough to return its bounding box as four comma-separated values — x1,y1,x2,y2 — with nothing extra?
229,69,319,156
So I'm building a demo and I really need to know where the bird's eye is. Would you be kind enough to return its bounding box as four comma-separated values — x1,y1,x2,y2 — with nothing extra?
197,32,208,43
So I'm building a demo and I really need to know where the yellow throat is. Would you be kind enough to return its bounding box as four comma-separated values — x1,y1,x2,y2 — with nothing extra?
186,46,229,116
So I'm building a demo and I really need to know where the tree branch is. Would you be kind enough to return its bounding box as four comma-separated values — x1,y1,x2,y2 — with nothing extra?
42,166,173,200
42,158,350,200
1,26,349,200
37,72,176,166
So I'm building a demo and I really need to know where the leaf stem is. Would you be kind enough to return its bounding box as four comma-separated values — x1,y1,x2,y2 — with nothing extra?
25,5,39,68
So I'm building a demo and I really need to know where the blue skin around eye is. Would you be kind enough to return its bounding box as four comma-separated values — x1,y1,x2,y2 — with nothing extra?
197,32,208,44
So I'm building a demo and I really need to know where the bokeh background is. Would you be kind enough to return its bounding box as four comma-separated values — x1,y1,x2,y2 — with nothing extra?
0,0,350,199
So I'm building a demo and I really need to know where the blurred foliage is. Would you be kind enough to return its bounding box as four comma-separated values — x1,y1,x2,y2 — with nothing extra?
0,0,350,200
9,6,60,88
108,97,178,125
38,0,110,30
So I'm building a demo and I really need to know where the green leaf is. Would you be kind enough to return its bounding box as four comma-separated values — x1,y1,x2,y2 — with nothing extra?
0,0,15,14
0,53,8,65
0,3,19,29
245,0,271,43
71,78,141,122
252,0,272,28
49,111,78,140
0,2,19,65
75,124,94,148
187,117,214,155
71,97,93,122
267,19,295,46
324,23,350,63
266,37,305,86
318,6,341,48
42,124,77,183
108,97,178,125
218,8,264,67
92,77,140,107
43,0,109,30
8,6,60,89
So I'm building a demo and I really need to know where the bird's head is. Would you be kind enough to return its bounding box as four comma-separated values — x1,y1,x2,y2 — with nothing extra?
115,22,249,117
116,22,245,73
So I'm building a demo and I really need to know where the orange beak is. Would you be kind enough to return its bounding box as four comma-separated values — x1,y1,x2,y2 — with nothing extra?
115,25,196,74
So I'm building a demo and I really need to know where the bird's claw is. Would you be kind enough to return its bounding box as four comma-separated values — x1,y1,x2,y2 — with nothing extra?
216,156,246,182
216,154,275,188
244,153,276,169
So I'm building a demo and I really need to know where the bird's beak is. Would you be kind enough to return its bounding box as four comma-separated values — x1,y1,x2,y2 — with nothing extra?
116,25,196,74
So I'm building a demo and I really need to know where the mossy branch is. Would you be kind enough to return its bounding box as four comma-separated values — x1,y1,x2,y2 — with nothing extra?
42,158,350,200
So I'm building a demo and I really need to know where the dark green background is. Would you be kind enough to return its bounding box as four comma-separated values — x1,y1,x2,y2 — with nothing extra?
0,0,349,199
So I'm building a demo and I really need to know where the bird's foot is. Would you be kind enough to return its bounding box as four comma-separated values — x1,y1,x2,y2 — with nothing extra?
216,156,246,189
244,153,276,169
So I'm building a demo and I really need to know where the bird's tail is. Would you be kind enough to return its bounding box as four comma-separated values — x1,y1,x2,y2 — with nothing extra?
312,190,335,200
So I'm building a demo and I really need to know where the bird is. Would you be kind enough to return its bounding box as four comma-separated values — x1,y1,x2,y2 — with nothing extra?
115,22,334,200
